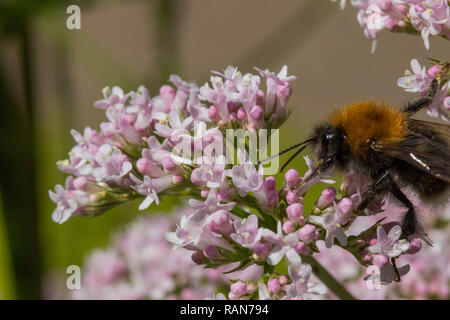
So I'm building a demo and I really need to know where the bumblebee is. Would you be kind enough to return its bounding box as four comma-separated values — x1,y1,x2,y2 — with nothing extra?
270,78,450,242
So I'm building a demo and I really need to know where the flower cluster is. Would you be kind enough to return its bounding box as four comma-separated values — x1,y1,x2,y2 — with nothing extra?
397,58,450,121
51,64,441,300
49,65,294,224
72,213,227,300
333,0,450,51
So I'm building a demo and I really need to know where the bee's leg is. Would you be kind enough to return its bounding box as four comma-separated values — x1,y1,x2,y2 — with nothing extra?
356,172,429,241
391,258,401,282
387,179,431,244
403,78,438,115
356,171,391,213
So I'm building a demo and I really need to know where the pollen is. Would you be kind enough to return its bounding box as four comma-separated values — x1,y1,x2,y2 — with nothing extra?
329,101,407,156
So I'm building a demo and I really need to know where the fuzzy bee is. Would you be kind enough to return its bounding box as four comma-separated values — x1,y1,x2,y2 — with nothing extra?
266,77,450,243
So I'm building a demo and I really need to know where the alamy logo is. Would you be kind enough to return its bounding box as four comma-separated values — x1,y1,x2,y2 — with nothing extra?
66,5,81,30
170,123,281,175
66,265,81,290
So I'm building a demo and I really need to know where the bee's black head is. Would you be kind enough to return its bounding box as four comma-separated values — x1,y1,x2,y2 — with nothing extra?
310,124,346,174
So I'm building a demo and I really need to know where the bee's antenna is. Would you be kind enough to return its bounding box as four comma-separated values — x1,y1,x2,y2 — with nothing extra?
280,145,308,173
258,139,314,165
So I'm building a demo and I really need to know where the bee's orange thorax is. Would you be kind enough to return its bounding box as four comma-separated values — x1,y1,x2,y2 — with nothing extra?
329,101,407,156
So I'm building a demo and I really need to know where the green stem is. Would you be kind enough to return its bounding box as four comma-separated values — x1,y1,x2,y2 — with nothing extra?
302,255,356,300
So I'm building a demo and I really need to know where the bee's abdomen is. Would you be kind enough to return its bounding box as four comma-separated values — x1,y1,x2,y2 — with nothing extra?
393,160,450,204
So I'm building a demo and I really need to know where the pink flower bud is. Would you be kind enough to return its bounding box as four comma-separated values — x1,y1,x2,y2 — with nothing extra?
250,105,264,120
87,144,99,155
253,242,272,259
314,230,320,240
123,113,135,124
191,251,206,264
407,238,422,255
210,210,234,234
136,158,152,175
227,101,239,113
229,112,237,121
246,283,257,294
373,254,389,267
378,0,391,11
162,156,176,172
338,197,353,215
89,193,101,202
369,238,378,246
385,17,397,29
414,282,427,296
278,275,288,285
228,291,238,300
190,168,204,186
181,288,196,300
172,175,183,184
362,252,372,262
427,65,441,79
208,105,218,119
316,187,337,209
282,220,295,234
204,245,220,260
200,188,209,198
414,5,425,13
285,169,300,188
276,83,291,105
285,191,298,204
298,224,316,243
396,4,408,14
160,85,175,105
256,89,265,107
286,203,303,224
267,278,280,293
237,108,247,121
264,176,276,190
73,177,87,190
294,241,310,254
267,190,279,207
217,188,230,202
230,281,247,297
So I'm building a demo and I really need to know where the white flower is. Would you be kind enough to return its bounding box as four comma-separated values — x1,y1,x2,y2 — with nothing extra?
368,225,409,258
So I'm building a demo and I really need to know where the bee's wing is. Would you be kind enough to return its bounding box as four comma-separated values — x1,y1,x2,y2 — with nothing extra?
373,120,450,183
406,119,450,148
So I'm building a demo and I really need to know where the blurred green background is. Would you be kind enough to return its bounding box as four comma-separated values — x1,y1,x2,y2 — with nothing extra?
0,0,448,299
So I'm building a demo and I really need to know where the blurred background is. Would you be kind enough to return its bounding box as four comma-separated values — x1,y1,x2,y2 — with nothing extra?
0,0,448,299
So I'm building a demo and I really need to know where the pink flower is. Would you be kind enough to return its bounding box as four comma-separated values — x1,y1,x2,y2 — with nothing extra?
231,215,262,248
285,264,326,300
130,174,172,210
298,224,317,244
316,187,337,209
94,86,130,109
309,211,347,248
49,177,86,223
262,222,302,266
286,203,304,224
267,278,280,293
92,145,133,184
397,59,430,93
188,189,235,222
227,151,264,196
368,225,410,258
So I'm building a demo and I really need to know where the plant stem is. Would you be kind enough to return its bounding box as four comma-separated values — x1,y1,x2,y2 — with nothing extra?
302,255,356,300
